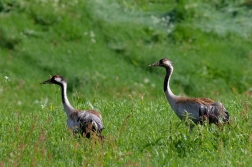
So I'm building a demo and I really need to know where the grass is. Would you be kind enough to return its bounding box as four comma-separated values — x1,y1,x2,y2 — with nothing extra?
0,0,252,166
0,94,252,166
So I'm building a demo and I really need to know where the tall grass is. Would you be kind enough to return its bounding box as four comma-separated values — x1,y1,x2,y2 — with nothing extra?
0,93,251,166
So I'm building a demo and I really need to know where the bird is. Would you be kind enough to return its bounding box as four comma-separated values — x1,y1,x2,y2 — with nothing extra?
41,75,104,139
149,58,229,126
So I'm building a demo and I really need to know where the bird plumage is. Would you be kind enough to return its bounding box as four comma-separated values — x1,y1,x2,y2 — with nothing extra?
41,75,104,138
149,58,229,125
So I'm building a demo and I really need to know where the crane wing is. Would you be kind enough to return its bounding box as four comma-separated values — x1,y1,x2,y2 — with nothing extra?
77,111,104,134
176,99,229,124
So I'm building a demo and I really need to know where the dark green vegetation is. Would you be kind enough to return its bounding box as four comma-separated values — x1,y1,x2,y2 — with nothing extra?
0,0,252,166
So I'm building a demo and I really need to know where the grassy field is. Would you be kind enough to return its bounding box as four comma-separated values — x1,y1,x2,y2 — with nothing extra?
0,0,252,166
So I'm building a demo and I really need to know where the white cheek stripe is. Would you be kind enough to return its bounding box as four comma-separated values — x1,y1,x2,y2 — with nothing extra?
55,77,61,82
164,61,172,66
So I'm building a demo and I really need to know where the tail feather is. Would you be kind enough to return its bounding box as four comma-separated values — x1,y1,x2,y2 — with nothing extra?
200,102,229,124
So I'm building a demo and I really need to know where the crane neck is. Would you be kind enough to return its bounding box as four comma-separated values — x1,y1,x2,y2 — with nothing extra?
60,82,75,117
164,67,178,109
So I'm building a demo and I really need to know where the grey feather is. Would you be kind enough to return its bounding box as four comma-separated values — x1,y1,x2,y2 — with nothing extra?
175,100,229,125
77,111,104,134
203,102,229,124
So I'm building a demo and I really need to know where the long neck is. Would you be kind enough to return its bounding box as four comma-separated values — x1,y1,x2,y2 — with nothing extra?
164,67,178,110
61,82,75,116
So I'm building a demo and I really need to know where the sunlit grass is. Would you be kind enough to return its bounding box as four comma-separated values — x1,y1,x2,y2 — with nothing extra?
0,93,251,166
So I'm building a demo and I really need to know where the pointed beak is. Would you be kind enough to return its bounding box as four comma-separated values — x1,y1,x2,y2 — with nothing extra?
41,78,52,84
148,61,160,67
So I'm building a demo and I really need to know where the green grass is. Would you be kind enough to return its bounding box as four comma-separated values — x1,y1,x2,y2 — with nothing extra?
1,94,252,166
0,0,252,166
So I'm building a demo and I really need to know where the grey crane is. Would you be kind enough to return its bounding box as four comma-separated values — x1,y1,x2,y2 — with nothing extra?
41,75,104,139
149,58,229,126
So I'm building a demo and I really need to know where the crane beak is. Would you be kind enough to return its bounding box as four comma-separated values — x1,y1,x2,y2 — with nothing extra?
41,78,52,84
148,62,160,67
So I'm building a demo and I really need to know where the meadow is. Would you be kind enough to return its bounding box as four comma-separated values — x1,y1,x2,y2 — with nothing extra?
0,0,252,166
